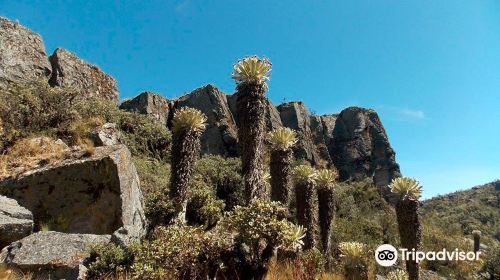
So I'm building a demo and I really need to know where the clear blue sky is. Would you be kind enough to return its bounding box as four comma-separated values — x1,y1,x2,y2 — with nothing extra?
2,0,499,198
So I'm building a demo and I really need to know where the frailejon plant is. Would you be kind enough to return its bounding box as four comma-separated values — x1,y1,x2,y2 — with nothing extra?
472,230,481,253
338,242,369,280
267,127,297,206
315,168,338,261
232,56,272,203
390,177,423,280
169,107,207,223
386,269,409,280
293,164,319,250
219,199,305,280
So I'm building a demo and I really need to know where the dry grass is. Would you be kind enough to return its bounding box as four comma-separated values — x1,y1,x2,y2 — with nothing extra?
265,258,344,280
0,136,96,179
0,264,34,280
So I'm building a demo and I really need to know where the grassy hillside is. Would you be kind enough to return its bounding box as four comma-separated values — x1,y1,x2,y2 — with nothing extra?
421,181,500,247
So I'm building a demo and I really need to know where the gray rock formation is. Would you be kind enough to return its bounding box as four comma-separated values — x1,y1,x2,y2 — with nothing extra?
0,231,110,280
0,145,146,242
123,87,400,186
173,84,239,156
331,107,401,187
0,196,33,249
0,17,51,87
277,102,331,165
91,123,123,146
49,48,119,103
120,91,172,125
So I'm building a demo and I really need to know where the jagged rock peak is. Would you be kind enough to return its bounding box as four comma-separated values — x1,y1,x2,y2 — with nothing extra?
331,106,401,188
0,17,51,87
277,101,332,165
174,84,238,156
49,48,119,103
120,91,171,125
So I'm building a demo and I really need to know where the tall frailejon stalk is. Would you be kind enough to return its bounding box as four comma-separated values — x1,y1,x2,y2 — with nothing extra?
390,177,423,280
267,127,297,206
316,168,338,260
293,165,319,250
169,107,207,223
232,56,272,204
339,242,369,280
472,230,481,253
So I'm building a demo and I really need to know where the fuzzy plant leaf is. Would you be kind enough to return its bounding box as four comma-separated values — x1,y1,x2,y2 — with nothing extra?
232,56,272,86
315,168,338,188
389,177,422,201
267,127,297,151
293,165,318,184
472,230,482,237
386,269,409,280
339,242,368,264
172,107,207,133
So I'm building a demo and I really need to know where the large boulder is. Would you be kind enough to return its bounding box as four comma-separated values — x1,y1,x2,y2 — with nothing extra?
0,195,33,249
331,107,401,187
120,91,172,125
173,84,238,156
0,145,146,242
0,17,51,87
0,231,110,279
48,48,119,103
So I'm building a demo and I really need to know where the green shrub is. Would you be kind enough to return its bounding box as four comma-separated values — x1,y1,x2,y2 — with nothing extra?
87,243,132,279
186,176,225,228
0,81,171,159
481,245,500,279
195,155,243,210
130,225,232,280
0,80,79,150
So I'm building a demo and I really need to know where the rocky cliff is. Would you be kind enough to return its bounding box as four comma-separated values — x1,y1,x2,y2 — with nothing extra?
0,16,400,187
0,17,118,102
121,86,401,186
0,17,51,86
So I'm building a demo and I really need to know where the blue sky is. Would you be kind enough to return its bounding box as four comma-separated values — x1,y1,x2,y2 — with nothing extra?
2,0,499,198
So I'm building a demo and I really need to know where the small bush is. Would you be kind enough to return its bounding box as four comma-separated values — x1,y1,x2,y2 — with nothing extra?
195,155,243,210
186,176,225,228
130,225,232,280
87,243,132,279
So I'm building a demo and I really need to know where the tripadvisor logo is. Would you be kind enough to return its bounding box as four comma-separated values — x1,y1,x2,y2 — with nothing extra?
375,244,481,267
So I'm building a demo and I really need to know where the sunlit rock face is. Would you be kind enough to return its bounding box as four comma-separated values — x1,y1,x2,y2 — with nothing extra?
0,17,51,87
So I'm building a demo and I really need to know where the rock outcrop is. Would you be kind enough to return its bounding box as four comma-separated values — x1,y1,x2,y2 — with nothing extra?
120,91,172,125
48,48,119,103
0,145,146,241
0,17,51,87
91,123,123,147
0,196,33,249
173,84,239,156
123,87,400,186
0,231,110,279
277,102,331,165
331,107,401,187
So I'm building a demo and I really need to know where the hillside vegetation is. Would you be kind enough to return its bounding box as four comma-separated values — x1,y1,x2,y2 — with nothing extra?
1,81,499,280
